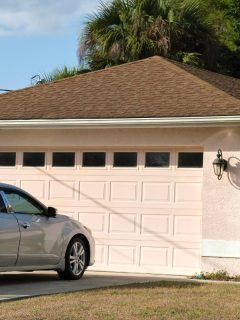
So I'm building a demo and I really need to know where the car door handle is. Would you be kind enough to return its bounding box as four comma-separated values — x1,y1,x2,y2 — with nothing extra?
21,222,30,229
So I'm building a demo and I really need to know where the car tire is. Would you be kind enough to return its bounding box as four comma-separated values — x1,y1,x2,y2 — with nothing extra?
58,237,87,280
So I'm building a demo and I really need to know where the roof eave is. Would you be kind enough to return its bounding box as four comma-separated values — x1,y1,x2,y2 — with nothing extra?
0,116,239,129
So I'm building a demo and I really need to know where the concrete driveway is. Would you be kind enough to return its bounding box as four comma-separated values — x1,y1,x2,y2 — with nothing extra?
0,271,187,302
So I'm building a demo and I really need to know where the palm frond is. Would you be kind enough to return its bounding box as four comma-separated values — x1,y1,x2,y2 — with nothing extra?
40,66,90,83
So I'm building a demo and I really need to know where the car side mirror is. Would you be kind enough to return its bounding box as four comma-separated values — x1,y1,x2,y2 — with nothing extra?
47,207,57,218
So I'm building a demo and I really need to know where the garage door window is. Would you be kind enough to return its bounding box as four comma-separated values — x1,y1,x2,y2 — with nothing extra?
145,152,170,167
52,152,75,167
82,152,106,167
178,152,203,168
0,152,16,166
23,152,45,167
113,152,137,167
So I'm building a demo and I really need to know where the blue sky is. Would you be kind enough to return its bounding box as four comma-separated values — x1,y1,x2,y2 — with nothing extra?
0,1,101,90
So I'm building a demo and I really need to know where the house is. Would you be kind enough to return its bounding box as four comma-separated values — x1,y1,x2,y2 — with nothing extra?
0,56,240,275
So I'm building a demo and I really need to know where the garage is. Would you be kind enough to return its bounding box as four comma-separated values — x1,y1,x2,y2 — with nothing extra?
0,148,202,275
1,56,240,276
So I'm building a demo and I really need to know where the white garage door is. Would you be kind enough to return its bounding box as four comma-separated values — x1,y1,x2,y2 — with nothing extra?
0,148,203,275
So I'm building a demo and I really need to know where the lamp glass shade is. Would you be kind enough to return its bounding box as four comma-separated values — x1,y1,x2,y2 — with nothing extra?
212,158,225,177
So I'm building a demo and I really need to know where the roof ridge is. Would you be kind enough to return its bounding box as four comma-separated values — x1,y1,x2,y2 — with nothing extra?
171,59,240,83
159,58,240,103
0,56,157,98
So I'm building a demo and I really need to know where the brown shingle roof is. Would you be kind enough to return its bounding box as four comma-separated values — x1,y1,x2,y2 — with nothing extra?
0,56,240,120
171,60,240,100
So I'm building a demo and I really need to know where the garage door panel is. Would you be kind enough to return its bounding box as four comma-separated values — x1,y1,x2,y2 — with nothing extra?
175,182,202,202
173,215,202,237
0,148,202,275
20,180,45,199
49,180,76,199
140,214,170,236
94,245,106,265
108,245,136,265
110,182,138,202
142,182,171,202
109,213,137,234
79,181,106,201
79,213,106,233
140,247,169,267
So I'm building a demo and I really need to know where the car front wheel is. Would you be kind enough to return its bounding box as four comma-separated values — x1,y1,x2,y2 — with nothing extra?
58,237,87,280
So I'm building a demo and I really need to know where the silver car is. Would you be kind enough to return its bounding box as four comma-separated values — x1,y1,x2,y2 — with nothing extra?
0,183,95,280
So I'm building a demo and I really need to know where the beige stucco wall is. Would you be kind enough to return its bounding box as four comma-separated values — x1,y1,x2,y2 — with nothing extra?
200,127,240,275
1,126,240,274
0,127,212,148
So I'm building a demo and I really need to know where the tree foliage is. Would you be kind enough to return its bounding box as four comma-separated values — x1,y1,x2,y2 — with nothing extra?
79,0,240,77
39,66,90,83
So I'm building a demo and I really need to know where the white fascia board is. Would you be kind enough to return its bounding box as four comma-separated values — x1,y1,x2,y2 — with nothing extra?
0,116,240,129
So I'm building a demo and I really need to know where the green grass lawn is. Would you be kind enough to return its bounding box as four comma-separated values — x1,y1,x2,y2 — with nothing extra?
1,281,240,320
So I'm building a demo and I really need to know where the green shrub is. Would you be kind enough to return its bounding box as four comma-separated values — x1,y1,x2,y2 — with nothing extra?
202,270,230,281
192,269,240,281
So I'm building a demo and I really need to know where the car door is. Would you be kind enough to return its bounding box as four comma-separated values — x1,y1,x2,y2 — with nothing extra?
0,191,20,267
3,188,63,267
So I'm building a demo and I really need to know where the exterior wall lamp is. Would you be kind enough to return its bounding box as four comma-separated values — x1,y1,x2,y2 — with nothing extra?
212,149,228,180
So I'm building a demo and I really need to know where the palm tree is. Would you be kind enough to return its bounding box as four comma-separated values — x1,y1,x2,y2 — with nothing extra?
79,0,172,69
79,0,134,69
79,0,216,70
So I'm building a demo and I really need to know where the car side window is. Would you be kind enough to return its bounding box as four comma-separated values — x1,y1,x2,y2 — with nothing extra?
4,190,45,215
0,194,7,213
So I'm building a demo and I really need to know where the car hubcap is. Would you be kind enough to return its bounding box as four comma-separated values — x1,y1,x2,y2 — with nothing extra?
70,242,86,276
